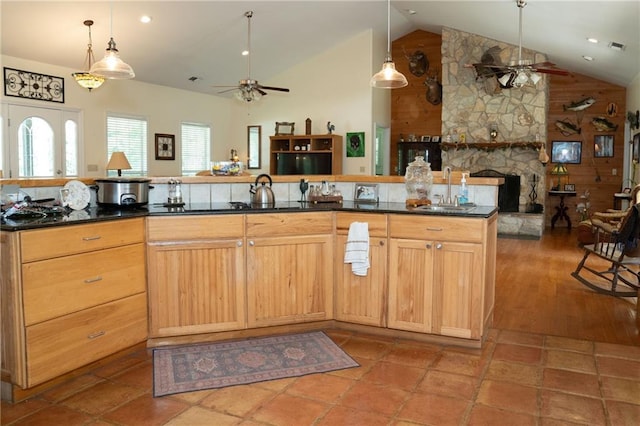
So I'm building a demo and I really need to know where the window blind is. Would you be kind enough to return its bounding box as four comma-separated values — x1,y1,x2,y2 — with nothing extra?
107,115,147,176
181,122,211,175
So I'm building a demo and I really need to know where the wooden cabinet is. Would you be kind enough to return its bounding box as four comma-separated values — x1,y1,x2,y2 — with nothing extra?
397,141,442,175
270,134,343,175
1,218,147,390
246,212,334,327
334,213,387,326
388,214,496,340
146,216,246,337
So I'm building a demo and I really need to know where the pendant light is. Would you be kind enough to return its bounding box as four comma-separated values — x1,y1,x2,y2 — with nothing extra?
71,20,105,91
90,2,135,79
370,0,407,88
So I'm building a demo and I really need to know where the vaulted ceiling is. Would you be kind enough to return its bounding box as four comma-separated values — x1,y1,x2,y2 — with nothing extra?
2,1,638,97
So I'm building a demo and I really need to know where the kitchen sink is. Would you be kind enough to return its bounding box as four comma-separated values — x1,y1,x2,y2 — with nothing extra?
417,204,476,213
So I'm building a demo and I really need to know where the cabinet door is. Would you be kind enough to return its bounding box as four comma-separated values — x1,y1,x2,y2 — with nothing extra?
246,234,333,327
335,234,387,326
388,238,434,333
432,241,483,339
147,239,245,337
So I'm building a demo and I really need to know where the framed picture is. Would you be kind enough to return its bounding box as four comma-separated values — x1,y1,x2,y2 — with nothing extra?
421,135,431,142
346,132,365,157
551,141,581,164
594,135,614,157
155,133,175,160
354,183,378,203
564,184,576,191
275,122,295,135
431,136,441,143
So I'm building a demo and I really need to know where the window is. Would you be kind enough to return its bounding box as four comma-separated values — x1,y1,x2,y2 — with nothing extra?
107,115,147,176
181,122,211,175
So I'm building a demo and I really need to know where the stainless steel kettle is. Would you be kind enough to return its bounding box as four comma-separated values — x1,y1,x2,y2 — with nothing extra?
250,174,275,207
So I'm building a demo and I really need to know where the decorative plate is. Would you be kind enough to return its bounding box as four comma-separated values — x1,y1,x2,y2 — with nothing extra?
63,180,90,210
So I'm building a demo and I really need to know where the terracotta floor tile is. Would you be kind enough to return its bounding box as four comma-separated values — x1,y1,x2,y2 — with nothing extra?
111,361,153,389
39,374,105,403
496,330,545,347
61,380,146,415
594,341,640,360
540,389,606,425
605,400,640,426
101,393,190,426
163,406,241,426
417,370,477,400
597,355,640,379
92,349,151,378
538,417,586,426
199,385,275,417
339,336,393,360
317,405,391,426
544,336,593,354
600,376,640,404
328,356,374,380
1,398,51,424
339,380,409,417
285,373,354,403
485,359,541,387
85,419,120,426
381,343,441,368
432,350,486,377
362,360,425,390
5,404,92,425
492,342,543,364
251,376,297,392
166,388,214,404
543,349,597,374
250,393,330,426
542,368,601,398
467,404,537,426
476,380,539,415
397,392,471,426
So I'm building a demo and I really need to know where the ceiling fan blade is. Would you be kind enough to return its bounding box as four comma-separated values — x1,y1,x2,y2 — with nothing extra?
535,68,570,76
258,85,290,93
216,87,239,94
256,88,268,96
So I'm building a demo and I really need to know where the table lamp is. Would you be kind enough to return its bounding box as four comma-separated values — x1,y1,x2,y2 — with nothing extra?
106,151,132,176
551,163,568,190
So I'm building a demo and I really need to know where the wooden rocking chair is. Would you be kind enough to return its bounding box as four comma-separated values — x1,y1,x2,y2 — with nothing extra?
572,203,640,297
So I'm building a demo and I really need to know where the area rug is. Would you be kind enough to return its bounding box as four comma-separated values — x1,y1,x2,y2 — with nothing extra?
153,331,358,397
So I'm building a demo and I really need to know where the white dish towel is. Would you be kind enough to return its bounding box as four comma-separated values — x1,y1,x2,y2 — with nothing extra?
344,221,370,276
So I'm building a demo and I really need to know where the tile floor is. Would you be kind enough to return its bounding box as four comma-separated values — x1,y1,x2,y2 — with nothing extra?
2,328,640,425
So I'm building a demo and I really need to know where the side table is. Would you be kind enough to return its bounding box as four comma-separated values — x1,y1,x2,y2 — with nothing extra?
549,190,577,229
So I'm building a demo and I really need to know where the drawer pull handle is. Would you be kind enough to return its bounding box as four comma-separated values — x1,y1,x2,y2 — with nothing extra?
426,227,443,231
379,240,385,246
237,240,243,247
82,235,102,241
87,331,105,339
249,240,255,246
84,276,103,284
435,243,443,249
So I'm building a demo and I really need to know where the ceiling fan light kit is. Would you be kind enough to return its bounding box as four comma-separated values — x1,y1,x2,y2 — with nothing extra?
371,0,408,89
71,20,105,91
90,2,135,80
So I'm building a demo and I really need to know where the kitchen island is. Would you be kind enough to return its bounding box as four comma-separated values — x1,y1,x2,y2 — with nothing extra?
1,200,497,402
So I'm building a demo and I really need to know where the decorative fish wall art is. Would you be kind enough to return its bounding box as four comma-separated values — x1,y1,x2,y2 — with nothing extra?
591,116,618,132
563,96,596,112
555,119,581,136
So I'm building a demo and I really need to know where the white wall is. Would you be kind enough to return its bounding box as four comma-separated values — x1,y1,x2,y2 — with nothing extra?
1,29,377,178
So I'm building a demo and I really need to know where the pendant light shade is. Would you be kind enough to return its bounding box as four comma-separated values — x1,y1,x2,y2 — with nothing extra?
90,3,134,80
71,20,105,91
371,0,407,89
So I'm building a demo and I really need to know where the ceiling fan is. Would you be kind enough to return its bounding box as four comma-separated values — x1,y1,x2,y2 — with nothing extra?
467,0,569,88
213,11,289,102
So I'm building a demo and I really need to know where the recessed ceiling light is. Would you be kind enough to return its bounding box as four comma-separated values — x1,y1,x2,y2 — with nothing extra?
241,50,249,56
587,37,598,44
609,41,626,51
405,9,417,15
140,15,152,24
582,55,594,61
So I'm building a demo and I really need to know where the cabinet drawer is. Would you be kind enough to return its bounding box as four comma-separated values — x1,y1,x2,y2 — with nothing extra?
246,212,332,237
389,214,484,242
25,293,147,387
336,213,387,237
21,218,144,262
147,215,244,241
22,244,146,326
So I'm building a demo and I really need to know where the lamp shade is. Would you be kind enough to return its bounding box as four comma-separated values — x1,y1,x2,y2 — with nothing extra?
90,37,135,79
551,163,568,175
371,59,408,89
106,151,132,176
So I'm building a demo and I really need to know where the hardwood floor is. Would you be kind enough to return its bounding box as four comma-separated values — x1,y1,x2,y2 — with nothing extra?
494,229,639,346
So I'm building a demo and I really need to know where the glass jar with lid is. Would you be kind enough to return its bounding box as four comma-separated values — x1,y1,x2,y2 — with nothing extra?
404,155,433,205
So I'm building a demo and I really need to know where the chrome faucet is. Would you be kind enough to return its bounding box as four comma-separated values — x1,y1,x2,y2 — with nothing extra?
443,166,453,205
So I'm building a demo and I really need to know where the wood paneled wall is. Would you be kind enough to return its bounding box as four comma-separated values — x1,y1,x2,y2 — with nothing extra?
390,30,443,175
546,73,627,227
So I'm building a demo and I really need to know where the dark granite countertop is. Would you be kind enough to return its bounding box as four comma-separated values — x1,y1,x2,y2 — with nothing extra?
1,202,497,231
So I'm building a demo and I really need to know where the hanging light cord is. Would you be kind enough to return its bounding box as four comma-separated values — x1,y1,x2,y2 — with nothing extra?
517,0,524,65
386,0,391,57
